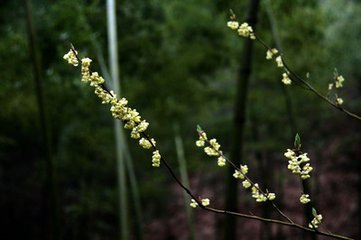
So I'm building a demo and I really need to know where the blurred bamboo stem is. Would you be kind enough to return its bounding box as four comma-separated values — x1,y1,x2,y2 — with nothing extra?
25,0,58,239
264,0,298,134
224,0,260,239
79,3,143,238
264,1,300,237
77,3,112,82
106,0,129,239
123,130,144,240
174,124,196,240
264,3,316,237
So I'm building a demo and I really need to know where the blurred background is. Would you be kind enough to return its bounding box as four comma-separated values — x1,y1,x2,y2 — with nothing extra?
0,0,360,239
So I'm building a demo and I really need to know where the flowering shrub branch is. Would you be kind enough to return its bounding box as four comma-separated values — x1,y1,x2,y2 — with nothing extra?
227,12,361,121
195,126,295,223
63,46,354,240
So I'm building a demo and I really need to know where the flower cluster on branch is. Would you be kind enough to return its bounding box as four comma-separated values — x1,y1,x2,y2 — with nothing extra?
63,48,159,167
63,46,352,240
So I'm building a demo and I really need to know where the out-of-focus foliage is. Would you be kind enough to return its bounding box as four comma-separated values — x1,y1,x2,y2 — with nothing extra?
0,0,360,239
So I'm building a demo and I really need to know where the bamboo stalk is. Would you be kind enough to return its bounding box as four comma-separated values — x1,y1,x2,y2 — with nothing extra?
174,124,196,240
106,1,129,239
224,0,260,239
79,3,143,238
25,0,58,239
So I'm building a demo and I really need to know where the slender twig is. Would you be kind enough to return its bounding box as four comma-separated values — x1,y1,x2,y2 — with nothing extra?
144,132,353,240
252,33,361,121
199,131,294,224
68,47,354,240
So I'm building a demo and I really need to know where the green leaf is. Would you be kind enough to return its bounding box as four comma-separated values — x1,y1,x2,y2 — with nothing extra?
294,133,301,149
312,207,317,217
196,124,202,133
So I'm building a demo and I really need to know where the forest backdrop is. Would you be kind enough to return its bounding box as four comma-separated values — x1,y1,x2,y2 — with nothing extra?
0,0,360,239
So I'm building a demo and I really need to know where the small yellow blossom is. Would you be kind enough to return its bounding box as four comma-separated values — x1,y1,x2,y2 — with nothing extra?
201,198,210,206
237,22,255,39
196,140,205,147
81,57,92,67
266,48,278,60
204,146,219,157
285,149,313,179
217,156,226,167
251,184,267,202
300,194,311,204
63,49,79,66
209,139,220,151
227,20,239,30
90,72,105,86
335,75,344,88
240,165,248,175
190,199,198,208
139,138,155,149
284,149,295,159
152,150,161,167
233,170,245,179
276,56,284,68
81,58,92,82
282,73,292,85
242,179,251,188
199,131,207,141
309,214,322,229
267,193,276,201
336,97,344,105
328,83,334,90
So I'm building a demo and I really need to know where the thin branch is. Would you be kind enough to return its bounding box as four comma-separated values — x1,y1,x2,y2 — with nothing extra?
252,33,361,121
145,131,353,240
199,131,294,224
68,46,354,240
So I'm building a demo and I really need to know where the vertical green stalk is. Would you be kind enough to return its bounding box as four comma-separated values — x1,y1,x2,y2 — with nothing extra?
224,0,260,239
264,0,297,134
79,2,143,237
106,0,129,239
77,2,111,82
123,130,144,240
264,1,299,238
24,0,58,239
264,3,316,239
249,113,271,240
174,124,196,240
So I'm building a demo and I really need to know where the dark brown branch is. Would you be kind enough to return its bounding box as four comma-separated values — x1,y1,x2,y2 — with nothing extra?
252,34,361,121
68,46,354,240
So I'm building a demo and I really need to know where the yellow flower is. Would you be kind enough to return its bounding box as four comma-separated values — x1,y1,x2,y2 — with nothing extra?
201,198,210,206
227,21,239,30
63,49,79,66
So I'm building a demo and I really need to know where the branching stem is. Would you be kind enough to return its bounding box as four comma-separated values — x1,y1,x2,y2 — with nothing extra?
69,45,354,240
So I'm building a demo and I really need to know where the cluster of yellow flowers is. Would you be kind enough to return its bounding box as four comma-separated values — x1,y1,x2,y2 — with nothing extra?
252,185,276,202
284,149,313,180
299,193,311,204
329,75,345,90
227,16,295,87
233,165,249,179
196,129,226,167
152,150,161,167
227,20,255,39
190,198,210,208
265,48,292,85
63,49,79,66
329,73,345,106
309,213,323,229
197,127,275,202
63,48,160,167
